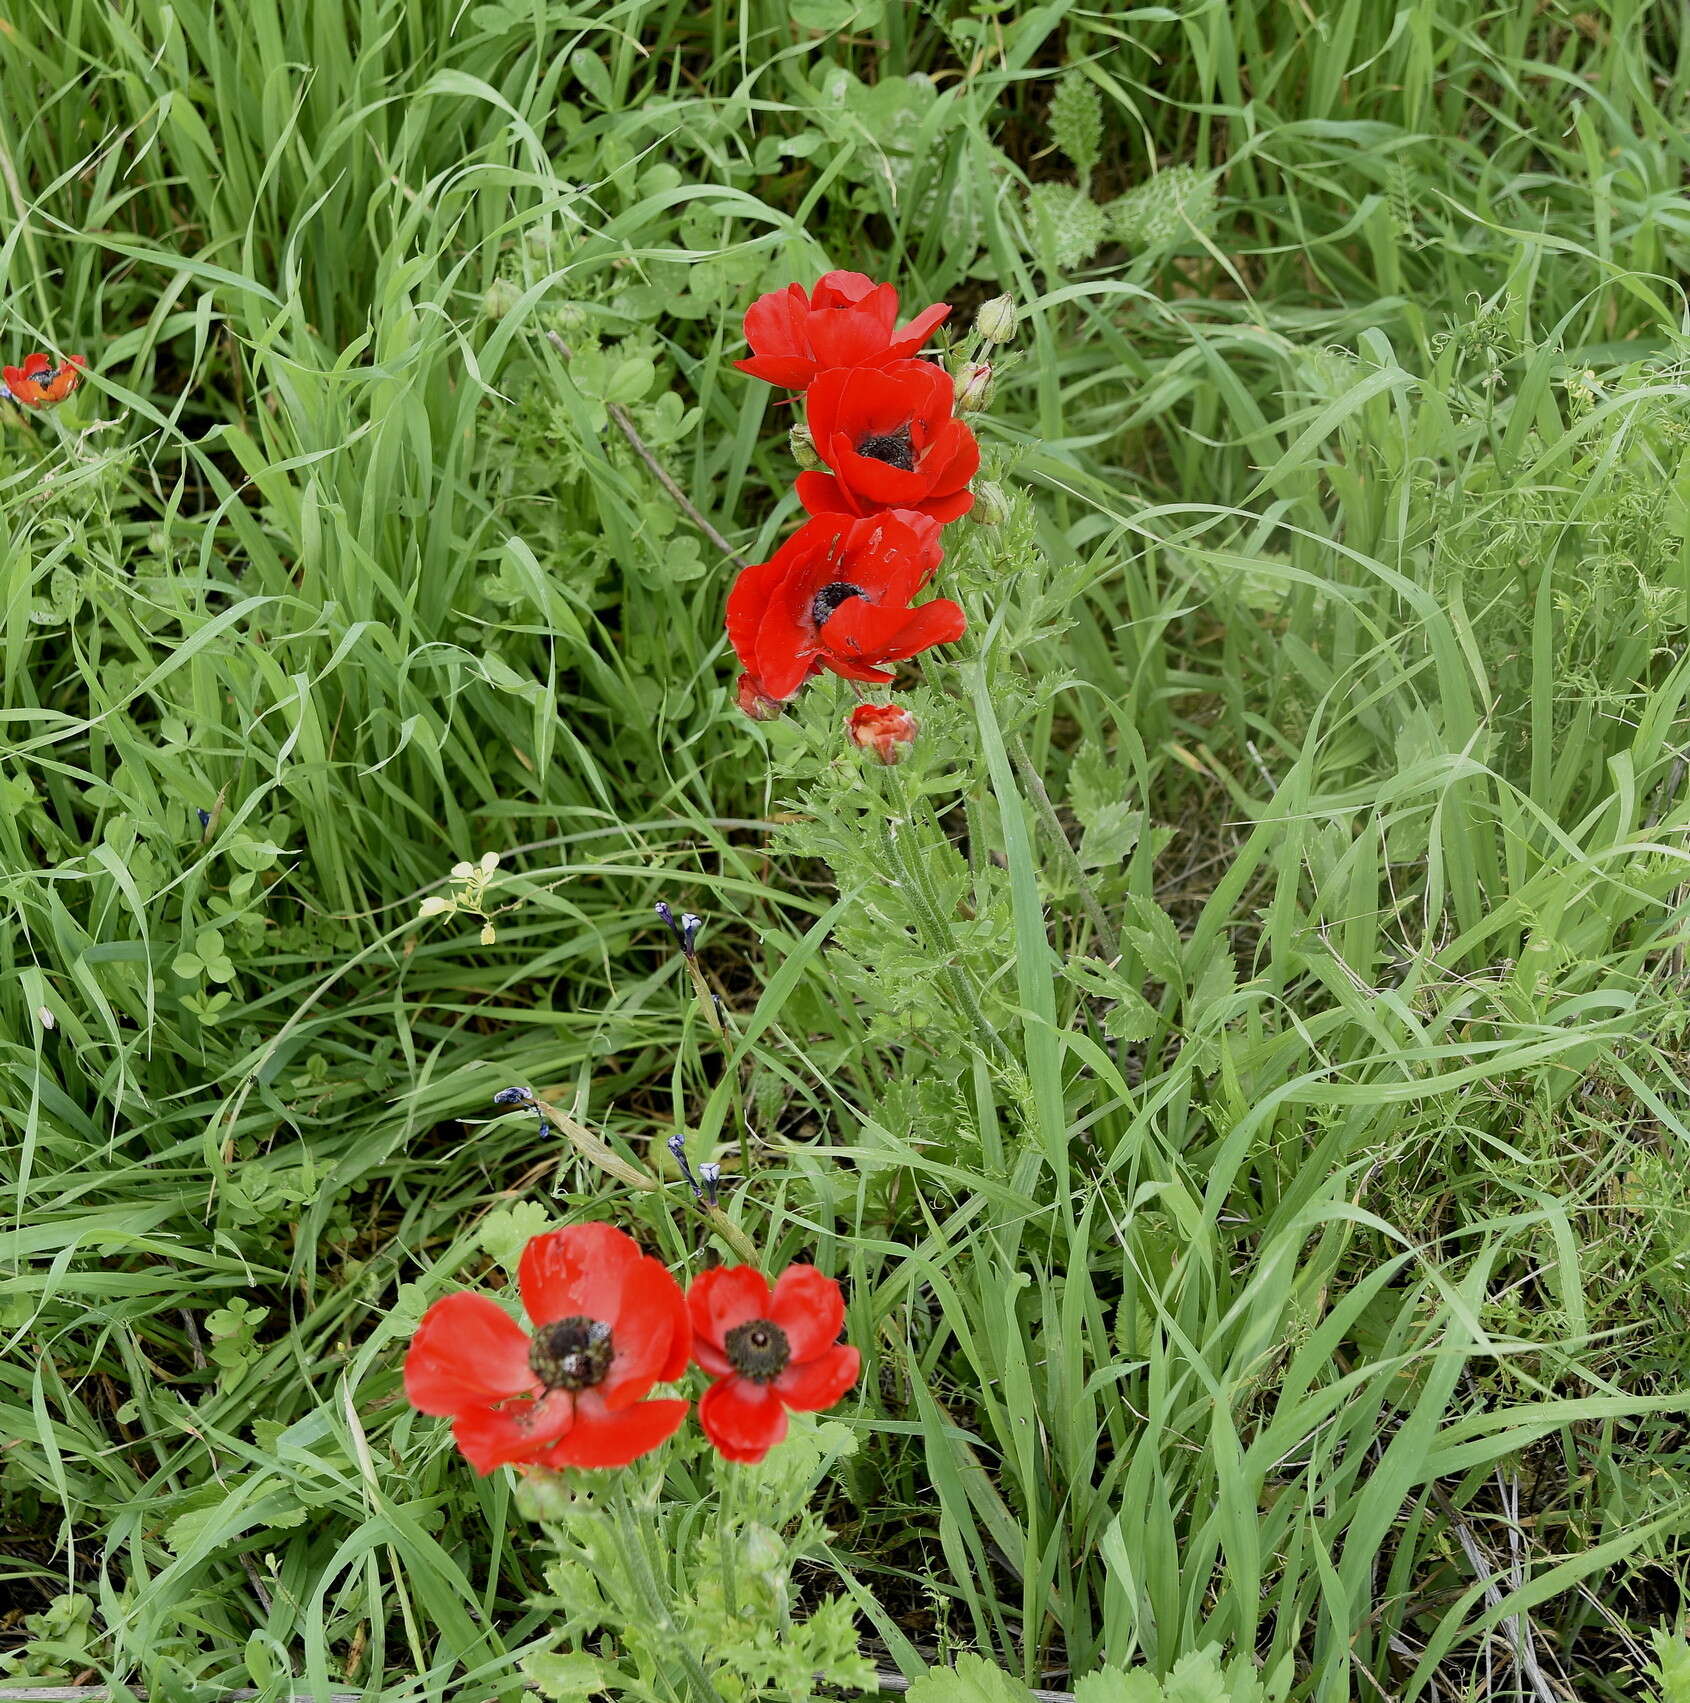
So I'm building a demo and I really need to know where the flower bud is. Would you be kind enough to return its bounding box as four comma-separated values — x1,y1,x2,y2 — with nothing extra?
968,480,1008,528
788,423,824,471
847,703,919,766
417,894,454,918
738,1522,785,1579
482,277,522,321
735,673,784,722
513,1466,584,1523
974,293,1017,344
953,361,994,414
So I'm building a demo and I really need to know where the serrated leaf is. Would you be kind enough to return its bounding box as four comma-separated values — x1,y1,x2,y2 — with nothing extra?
478,1200,553,1273
907,1653,1034,1703
1123,895,1185,991
1049,71,1103,181
1077,800,1143,871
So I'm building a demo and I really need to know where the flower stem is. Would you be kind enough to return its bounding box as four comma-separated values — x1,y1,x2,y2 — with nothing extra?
877,803,1012,1067
545,330,746,568
1005,728,1122,964
608,1488,720,1703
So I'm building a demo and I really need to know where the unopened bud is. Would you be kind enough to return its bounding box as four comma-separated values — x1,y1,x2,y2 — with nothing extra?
846,703,919,766
738,1522,784,1577
735,673,784,722
482,277,522,321
968,480,1008,528
953,361,994,414
974,293,1017,343
788,423,824,471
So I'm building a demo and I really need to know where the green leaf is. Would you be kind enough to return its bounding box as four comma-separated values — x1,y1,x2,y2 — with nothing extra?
522,1650,609,1699
1073,1647,1266,1703
568,47,612,108
1049,71,1103,182
478,1201,553,1273
791,0,883,31
907,1654,1035,1703
1648,1631,1690,1703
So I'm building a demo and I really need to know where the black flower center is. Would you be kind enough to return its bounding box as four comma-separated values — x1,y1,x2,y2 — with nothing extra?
724,1318,791,1383
855,424,916,472
529,1315,614,1390
810,581,863,628
29,368,58,388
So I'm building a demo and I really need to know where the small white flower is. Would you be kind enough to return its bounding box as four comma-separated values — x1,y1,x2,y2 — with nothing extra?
450,861,474,880
37,1006,54,1030
418,895,454,918
480,850,501,873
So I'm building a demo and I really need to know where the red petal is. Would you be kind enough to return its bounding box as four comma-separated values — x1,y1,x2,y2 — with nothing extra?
699,1375,788,1463
450,1389,575,1474
404,1293,538,1415
839,363,921,434
807,309,902,373
794,470,856,518
655,1271,693,1384
821,597,967,669
819,655,897,685
917,490,976,524
919,420,982,497
743,285,804,356
518,1221,643,1327
21,353,49,378
725,549,791,675
541,1394,688,1469
693,1334,733,1378
734,354,819,389
686,1264,770,1354
598,1254,688,1410
774,1343,860,1412
887,302,951,357
767,1265,846,1363
811,271,876,308
830,449,930,508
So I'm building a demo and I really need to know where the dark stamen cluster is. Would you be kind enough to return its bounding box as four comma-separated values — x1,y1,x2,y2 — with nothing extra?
810,581,864,628
854,424,916,471
724,1317,791,1383
529,1315,614,1390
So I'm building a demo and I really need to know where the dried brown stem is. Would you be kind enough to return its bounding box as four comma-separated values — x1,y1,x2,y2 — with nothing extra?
545,331,748,568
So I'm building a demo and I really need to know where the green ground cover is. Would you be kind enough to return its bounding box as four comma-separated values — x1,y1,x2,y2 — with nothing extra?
5,1,1690,1697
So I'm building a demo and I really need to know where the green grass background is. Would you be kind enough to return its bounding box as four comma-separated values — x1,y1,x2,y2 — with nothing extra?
4,0,1690,1697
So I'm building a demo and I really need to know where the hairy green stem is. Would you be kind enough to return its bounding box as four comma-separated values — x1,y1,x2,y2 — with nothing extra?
1006,729,1123,964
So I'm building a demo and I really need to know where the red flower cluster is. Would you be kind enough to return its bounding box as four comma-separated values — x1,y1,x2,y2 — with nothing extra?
727,270,984,739
4,351,84,408
405,1222,857,1472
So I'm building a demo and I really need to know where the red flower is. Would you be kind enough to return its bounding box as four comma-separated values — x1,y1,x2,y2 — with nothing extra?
797,360,979,525
736,271,949,390
687,1264,859,1463
846,703,919,765
726,509,964,703
404,1222,690,1475
3,352,85,408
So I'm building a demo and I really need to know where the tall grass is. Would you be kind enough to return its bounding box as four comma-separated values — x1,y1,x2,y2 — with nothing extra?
3,1,1690,1697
